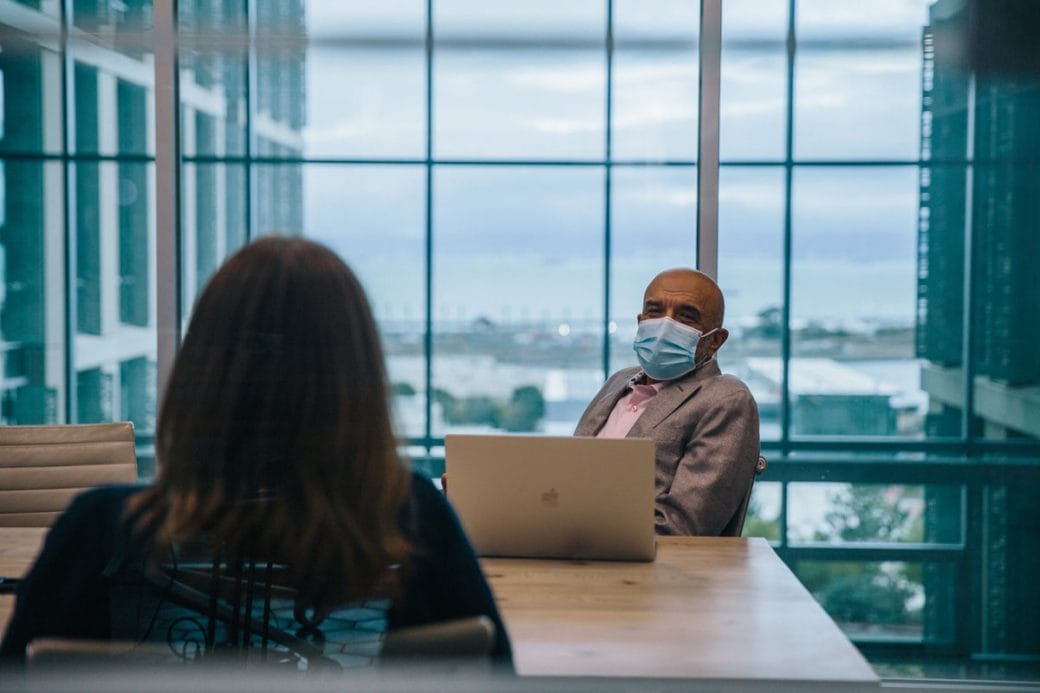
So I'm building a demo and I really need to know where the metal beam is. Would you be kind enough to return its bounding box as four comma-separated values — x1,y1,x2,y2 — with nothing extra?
153,0,181,420
696,0,721,279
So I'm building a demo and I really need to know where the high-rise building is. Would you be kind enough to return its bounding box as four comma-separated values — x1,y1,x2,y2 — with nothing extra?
0,1,306,445
917,0,1040,659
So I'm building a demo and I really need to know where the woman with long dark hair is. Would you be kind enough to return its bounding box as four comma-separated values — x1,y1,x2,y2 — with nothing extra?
2,237,510,666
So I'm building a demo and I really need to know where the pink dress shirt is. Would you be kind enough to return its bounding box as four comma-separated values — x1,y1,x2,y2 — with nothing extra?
595,375,663,439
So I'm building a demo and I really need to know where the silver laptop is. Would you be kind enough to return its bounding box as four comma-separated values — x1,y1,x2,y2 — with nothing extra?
444,434,656,562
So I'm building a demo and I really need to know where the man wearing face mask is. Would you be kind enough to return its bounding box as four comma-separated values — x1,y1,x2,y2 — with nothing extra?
574,268,760,536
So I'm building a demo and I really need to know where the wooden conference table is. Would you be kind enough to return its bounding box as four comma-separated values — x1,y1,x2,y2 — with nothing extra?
482,536,878,687
1,530,878,688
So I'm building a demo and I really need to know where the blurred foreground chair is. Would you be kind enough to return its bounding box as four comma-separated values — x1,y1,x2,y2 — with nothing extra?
722,455,768,537
26,615,496,671
0,422,137,527
382,616,495,659
26,555,496,671
26,638,171,669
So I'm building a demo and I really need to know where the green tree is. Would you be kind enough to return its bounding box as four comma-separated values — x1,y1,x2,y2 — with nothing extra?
391,381,417,396
797,485,924,631
497,385,545,432
431,385,546,431
741,494,780,541
818,485,923,544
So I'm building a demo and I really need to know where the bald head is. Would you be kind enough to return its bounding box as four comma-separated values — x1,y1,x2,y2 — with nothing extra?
637,268,729,368
641,268,725,329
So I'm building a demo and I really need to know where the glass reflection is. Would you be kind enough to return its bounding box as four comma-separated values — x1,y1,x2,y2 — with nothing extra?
610,166,697,373
718,166,785,440
720,0,786,162
791,166,923,438
433,166,603,436
0,160,63,424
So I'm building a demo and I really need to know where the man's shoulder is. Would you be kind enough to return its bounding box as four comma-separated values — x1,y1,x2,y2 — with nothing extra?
695,368,757,410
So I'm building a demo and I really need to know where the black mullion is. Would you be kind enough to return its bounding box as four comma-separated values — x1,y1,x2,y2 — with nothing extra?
244,0,255,241
60,0,75,424
423,0,435,466
780,0,796,456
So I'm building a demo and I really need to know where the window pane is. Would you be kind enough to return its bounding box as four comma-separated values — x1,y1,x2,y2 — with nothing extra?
790,166,927,438
718,166,785,441
794,51,922,161
612,0,699,161
74,162,102,336
794,560,955,644
787,483,960,544
742,480,781,541
117,79,153,159
720,0,786,162
609,166,696,374
66,3,156,158
796,0,932,42
243,163,426,439
73,0,153,36
251,0,307,158
0,159,64,424
72,160,157,436
180,162,248,314
917,168,966,436
433,166,603,437
252,162,305,236
116,161,152,327
0,38,60,155
615,0,698,40
794,1,931,161
72,62,100,155
243,2,426,160
301,164,426,439
435,0,603,40
434,2,605,160
435,49,604,160
304,46,425,159
969,77,1040,442
178,27,248,159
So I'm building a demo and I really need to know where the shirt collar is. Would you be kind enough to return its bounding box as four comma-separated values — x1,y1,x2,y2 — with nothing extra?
628,371,666,392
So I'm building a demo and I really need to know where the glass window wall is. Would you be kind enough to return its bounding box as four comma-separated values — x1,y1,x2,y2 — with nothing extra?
1,0,1038,681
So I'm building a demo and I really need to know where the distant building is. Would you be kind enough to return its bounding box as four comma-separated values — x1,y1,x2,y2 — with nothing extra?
743,357,910,436
0,1,306,432
916,0,1040,658
918,0,1040,441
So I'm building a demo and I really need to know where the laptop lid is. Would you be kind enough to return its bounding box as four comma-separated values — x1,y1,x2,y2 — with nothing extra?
445,434,656,562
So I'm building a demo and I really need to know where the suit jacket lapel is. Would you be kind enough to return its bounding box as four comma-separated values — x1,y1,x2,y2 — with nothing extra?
626,360,721,438
574,369,637,436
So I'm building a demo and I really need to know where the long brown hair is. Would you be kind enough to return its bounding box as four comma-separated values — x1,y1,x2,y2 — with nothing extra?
135,236,410,609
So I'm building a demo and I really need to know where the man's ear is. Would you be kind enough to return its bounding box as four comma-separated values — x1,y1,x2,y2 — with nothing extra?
711,327,729,352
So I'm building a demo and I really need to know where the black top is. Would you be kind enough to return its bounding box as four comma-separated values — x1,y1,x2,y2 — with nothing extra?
1,472,511,667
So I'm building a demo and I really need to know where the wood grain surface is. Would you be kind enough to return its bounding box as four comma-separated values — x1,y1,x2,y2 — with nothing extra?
482,536,878,684
1,531,878,687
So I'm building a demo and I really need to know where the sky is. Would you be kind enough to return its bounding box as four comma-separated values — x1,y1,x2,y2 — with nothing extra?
277,1,939,326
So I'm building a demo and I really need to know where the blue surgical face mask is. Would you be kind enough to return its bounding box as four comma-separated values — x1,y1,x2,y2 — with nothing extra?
633,317,718,381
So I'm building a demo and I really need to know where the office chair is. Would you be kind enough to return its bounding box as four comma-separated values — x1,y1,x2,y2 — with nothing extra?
26,617,497,672
0,422,137,527
722,455,768,537
382,616,495,659
26,638,171,668
97,553,495,671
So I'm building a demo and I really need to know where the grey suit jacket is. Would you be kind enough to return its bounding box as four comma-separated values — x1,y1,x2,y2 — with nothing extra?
574,360,760,536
